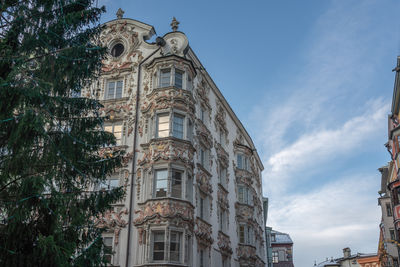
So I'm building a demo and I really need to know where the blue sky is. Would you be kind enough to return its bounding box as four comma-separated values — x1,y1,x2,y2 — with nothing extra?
100,1,400,266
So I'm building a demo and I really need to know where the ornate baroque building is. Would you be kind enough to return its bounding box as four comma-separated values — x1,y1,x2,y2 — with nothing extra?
85,10,267,267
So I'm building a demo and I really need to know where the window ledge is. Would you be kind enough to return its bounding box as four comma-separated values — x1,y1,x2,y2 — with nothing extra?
101,97,129,104
141,137,194,148
135,263,189,267
137,197,194,208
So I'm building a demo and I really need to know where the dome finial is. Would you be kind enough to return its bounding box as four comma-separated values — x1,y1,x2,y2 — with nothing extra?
170,17,179,32
116,8,124,19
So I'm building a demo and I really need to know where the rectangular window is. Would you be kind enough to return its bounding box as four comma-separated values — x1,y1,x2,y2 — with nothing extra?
155,169,168,198
219,209,227,232
173,113,184,139
387,203,393,217
103,237,113,263
104,122,123,146
171,169,182,198
152,231,165,261
390,229,396,240
238,186,244,203
200,197,204,219
175,69,183,89
170,231,182,262
199,249,204,267
200,107,205,122
107,80,123,99
157,114,170,138
99,178,119,190
160,69,171,87
186,175,193,203
219,129,225,147
200,149,205,167
184,235,191,263
272,251,279,263
237,154,243,169
187,119,193,141
239,225,245,243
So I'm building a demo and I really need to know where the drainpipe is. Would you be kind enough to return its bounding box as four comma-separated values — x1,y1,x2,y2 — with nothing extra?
125,39,163,267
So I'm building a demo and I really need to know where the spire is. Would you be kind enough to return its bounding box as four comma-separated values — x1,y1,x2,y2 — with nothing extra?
170,17,179,32
116,8,124,19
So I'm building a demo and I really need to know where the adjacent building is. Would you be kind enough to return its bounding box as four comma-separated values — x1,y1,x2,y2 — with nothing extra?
88,10,267,267
378,165,399,267
270,230,294,267
314,248,378,267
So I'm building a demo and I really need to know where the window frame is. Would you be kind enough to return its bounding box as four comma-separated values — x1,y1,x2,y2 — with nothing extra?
104,121,124,146
154,111,191,141
238,185,253,205
387,203,393,217
152,166,190,201
272,251,279,263
158,67,190,90
103,236,114,264
150,228,185,264
238,224,254,245
106,80,123,100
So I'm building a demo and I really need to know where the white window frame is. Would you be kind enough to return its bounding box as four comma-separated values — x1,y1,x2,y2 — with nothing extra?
106,80,123,99
155,111,191,140
98,174,120,191
158,66,190,90
219,207,228,233
238,185,253,205
103,236,114,264
237,153,249,170
150,228,185,264
152,165,188,200
199,193,209,221
219,165,227,188
272,251,279,263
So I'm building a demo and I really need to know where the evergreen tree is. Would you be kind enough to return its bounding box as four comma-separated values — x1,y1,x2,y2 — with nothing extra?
0,0,124,266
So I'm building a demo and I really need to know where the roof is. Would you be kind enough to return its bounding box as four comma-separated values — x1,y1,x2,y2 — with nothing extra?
271,230,293,244
314,253,378,267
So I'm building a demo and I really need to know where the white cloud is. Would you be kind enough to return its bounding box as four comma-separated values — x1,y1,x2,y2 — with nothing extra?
268,174,380,267
264,99,388,195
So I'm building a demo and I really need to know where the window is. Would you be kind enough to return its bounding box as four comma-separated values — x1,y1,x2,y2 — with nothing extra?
111,43,124,57
239,225,254,245
200,107,207,123
160,68,171,88
200,196,204,219
171,169,182,198
104,122,123,146
99,177,119,191
219,129,226,147
152,231,165,261
175,69,183,89
272,251,279,263
157,114,170,138
185,175,193,203
184,235,191,263
199,195,209,221
199,248,207,267
173,113,184,139
219,166,227,187
238,185,252,205
170,231,182,262
219,208,227,232
152,168,189,200
237,154,249,170
154,169,168,198
199,148,209,170
106,80,123,99
390,229,396,240
222,258,230,267
155,113,189,140
271,233,276,242
103,237,113,263
387,203,393,217
151,230,185,263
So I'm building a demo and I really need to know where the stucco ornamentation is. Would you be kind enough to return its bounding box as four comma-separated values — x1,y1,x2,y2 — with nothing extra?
235,202,254,221
94,208,128,245
217,187,229,210
217,231,233,255
195,218,213,246
134,199,194,226
196,167,213,195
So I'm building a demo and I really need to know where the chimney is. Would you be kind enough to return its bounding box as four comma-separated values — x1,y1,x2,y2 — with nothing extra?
343,247,351,258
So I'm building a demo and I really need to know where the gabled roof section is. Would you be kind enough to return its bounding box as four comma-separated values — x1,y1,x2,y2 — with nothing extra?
271,230,293,244
103,18,156,41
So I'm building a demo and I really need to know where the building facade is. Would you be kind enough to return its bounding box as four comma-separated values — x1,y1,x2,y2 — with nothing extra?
378,165,399,267
383,56,400,267
87,11,267,267
270,230,294,267
314,248,378,267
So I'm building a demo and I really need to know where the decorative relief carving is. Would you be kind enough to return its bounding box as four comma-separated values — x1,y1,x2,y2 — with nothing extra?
215,142,229,167
100,21,141,74
138,139,194,169
217,187,229,210
195,218,213,246
214,100,227,133
217,231,233,255
195,80,211,109
134,199,194,226
235,202,254,221
94,208,128,245
195,120,213,149
141,87,195,116
196,166,213,195
237,244,264,267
